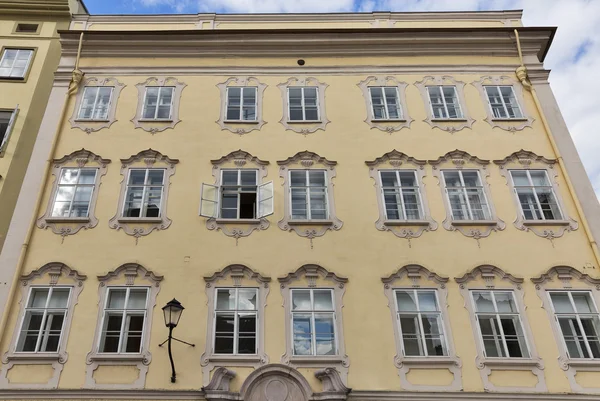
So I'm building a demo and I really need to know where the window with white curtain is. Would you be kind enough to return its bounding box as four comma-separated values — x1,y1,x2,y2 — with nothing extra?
226,87,257,121
380,170,423,220
290,170,328,220
472,290,529,358
122,169,165,218
77,86,113,120
291,289,337,356
369,87,401,120
395,289,447,356
142,87,174,120
485,86,523,119
442,170,491,221
16,287,70,353
288,87,319,121
0,49,33,79
510,170,562,221
50,168,98,218
550,291,600,359
427,85,463,119
98,287,148,353
213,288,258,355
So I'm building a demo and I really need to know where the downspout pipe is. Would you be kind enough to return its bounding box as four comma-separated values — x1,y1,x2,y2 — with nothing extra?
513,29,600,267
0,33,85,340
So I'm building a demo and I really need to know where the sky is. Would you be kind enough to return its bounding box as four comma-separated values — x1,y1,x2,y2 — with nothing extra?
83,0,600,198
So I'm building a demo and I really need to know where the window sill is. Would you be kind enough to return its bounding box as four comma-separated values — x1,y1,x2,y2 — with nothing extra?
289,355,345,365
523,220,571,227
74,119,110,123
480,357,541,368
44,217,90,224
491,118,529,122
451,220,498,226
117,217,163,224
223,120,260,124
564,359,600,369
89,353,146,363
5,353,61,362
288,219,333,226
205,354,262,364
215,218,261,225
399,356,460,367
431,118,468,122
138,119,173,123
287,120,322,124
384,220,430,226
371,119,407,123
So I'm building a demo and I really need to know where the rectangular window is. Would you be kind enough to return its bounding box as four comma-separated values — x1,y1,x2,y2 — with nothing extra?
290,170,328,220
78,87,113,120
0,49,33,79
123,169,165,218
550,291,600,359
99,287,148,354
395,289,447,357
142,87,174,120
380,170,423,220
291,289,336,356
51,168,98,218
220,170,258,219
0,108,17,150
226,87,257,121
510,170,562,221
427,85,463,119
369,87,401,120
15,23,39,33
485,86,523,119
442,170,491,221
16,287,70,353
288,87,319,121
214,288,258,355
472,291,529,358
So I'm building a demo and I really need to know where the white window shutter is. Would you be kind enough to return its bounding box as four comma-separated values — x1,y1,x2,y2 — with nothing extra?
199,183,219,218
257,180,274,218
1,105,19,151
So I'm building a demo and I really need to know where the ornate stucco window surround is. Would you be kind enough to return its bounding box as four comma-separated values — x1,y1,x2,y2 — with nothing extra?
532,266,600,394
278,265,350,382
0,262,86,389
199,150,273,242
85,263,163,389
69,77,125,133
415,76,474,133
216,77,267,135
278,77,330,135
357,76,413,133
382,264,462,391
278,151,343,246
429,150,505,240
494,150,578,241
366,150,437,242
36,149,110,239
131,77,186,134
200,264,271,386
108,149,179,242
472,76,534,132
456,265,546,392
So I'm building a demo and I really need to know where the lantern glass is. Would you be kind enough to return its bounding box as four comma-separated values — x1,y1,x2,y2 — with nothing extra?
162,299,184,328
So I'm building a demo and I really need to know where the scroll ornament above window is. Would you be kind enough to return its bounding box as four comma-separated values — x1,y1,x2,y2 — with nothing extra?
69,77,125,133
216,77,267,135
278,77,330,134
357,76,413,133
494,150,577,240
131,77,186,133
37,149,111,238
199,150,274,241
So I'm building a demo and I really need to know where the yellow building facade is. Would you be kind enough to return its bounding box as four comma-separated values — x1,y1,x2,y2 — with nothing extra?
1,9,600,400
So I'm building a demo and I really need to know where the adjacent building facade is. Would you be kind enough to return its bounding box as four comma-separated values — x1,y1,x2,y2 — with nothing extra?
1,9,600,400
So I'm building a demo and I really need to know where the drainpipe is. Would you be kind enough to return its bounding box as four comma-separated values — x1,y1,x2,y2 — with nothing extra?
513,29,600,267
0,33,85,340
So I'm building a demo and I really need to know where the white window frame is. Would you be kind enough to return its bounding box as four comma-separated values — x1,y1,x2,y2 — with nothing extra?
290,288,338,357
97,287,149,355
14,287,71,354
287,86,321,122
219,169,258,219
510,169,563,221
212,287,259,355
426,85,463,120
121,168,165,219
77,86,114,121
0,48,33,79
394,288,448,357
225,86,258,122
0,106,18,152
141,86,174,121
369,86,402,121
442,169,492,221
484,85,523,120
50,167,98,219
470,290,531,359
379,170,424,221
288,169,329,220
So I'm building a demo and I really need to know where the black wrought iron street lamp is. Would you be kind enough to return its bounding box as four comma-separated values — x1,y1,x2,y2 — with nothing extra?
160,299,195,383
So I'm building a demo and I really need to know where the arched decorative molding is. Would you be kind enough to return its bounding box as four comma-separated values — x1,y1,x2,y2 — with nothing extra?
494,150,578,240
131,76,186,133
216,77,267,135
203,367,236,394
108,149,179,242
201,264,271,386
472,75,534,131
415,75,474,133
382,265,461,391
278,265,349,382
37,149,111,238
278,77,330,135
357,76,413,133
85,263,162,389
531,265,600,393
69,77,125,133
203,150,271,240
0,262,87,389
455,265,545,392
366,150,437,241
429,150,505,240
277,151,343,244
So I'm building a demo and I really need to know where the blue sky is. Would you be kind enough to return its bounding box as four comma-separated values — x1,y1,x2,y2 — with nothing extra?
82,0,600,198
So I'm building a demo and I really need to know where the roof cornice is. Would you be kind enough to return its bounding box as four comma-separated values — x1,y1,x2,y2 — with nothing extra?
59,27,555,62
0,0,71,17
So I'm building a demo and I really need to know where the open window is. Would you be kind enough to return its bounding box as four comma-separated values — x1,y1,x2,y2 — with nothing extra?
0,106,18,154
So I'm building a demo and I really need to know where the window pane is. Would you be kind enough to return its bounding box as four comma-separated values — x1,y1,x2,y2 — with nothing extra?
494,292,517,313
309,189,327,219
79,87,97,119
291,188,307,219
216,289,235,310
18,311,43,351
315,314,336,355
461,171,481,187
290,171,306,187
473,292,495,313
123,314,144,353
101,314,122,352
107,289,127,309
580,317,600,358
293,313,313,355
314,290,333,311
308,171,325,187
157,87,173,119
147,170,164,185
500,316,527,357
399,314,422,356
78,169,97,184
573,293,597,313
396,291,417,312
238,289,258,311
29,288,49,307
215,314,235,354
558,317,588,358
380,171,398,187
48,288,70,308
530,170,550,186
443,171,461,187
292,290,311,311
551,293,575,313
510,171,529,186
418,291,438,312
128,170,146,185
370,87,386,119
41,312,65,352
143,87,159,119
127,289,147,309
240,170,257,186
238,313,256,354
478,316,504,357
